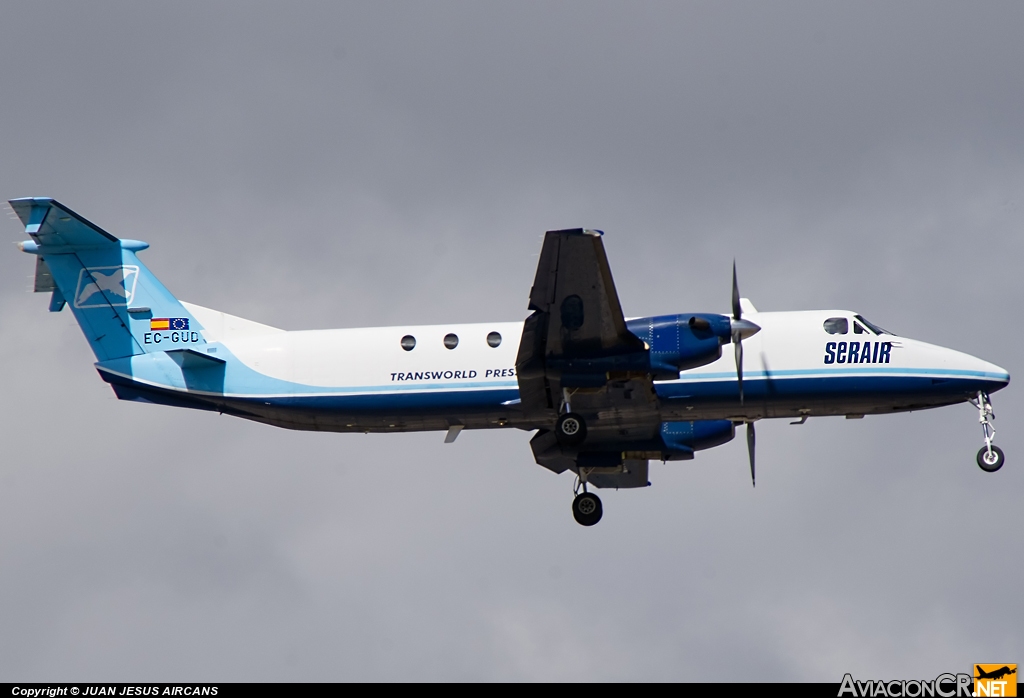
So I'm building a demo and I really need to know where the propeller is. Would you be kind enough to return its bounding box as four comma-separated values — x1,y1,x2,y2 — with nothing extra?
746,420,756,487
732,262,743,403
732,260,743,320
730,261,761,405
731,261,761,488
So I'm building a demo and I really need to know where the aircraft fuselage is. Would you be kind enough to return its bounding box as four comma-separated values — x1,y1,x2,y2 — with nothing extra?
96,302,1008,434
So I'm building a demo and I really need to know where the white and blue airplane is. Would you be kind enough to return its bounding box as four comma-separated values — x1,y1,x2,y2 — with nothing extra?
11,197,1010,525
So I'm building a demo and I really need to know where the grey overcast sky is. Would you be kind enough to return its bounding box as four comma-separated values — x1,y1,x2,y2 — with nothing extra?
1,1,1021,681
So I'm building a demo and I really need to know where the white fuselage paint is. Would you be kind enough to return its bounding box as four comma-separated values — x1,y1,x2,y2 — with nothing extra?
177,302,1007,431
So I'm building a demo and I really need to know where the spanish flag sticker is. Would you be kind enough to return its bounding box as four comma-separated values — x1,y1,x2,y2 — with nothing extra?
150,318,189,331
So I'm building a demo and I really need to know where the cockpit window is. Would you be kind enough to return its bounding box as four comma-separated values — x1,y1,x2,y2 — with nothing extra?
823,317,848,335
854,314,895,336
854,320,869,334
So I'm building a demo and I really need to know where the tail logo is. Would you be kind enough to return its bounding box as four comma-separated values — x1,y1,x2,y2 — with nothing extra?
73,266,140,308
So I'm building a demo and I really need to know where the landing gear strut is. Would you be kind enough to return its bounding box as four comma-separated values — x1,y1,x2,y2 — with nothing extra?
971,391,1004,473
572,473,602,526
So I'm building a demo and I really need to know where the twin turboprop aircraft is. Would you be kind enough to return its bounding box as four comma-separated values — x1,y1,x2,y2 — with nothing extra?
10,197,1010,525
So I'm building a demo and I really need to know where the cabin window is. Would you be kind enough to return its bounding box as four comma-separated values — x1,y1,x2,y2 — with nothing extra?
400,335,416,351
486,331,502,348
823,317,848,335
443,333,459,349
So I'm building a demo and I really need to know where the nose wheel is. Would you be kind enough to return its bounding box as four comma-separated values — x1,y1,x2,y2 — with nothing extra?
971,391,1004,473
977,445,1005,473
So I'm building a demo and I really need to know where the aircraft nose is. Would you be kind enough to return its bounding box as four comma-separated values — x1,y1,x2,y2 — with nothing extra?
960,351,1010,393
914,338,1010,394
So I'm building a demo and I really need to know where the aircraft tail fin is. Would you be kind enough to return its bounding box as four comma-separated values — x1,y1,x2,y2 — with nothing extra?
11,197,206,361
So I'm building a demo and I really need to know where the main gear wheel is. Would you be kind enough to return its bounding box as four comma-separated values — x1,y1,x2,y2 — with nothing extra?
555,412,587,448
572,492,603,526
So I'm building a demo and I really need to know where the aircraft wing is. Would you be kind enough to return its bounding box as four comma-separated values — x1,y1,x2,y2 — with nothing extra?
525,228,644,359
516,229,661,488
516,228,648,412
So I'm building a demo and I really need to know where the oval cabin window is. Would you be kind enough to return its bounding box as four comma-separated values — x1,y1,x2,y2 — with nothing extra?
823,318,848,335
443,333,459,350
400,335,416,351
486,331,502,348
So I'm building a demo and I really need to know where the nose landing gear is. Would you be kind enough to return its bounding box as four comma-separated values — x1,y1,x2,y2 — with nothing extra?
971,391,1005,473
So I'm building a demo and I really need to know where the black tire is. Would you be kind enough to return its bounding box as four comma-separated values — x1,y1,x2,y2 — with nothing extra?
555,412,587,448
572,492,603,526
977,445,1005,473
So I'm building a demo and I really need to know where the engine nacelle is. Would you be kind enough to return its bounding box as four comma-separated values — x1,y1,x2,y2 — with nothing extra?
661,419,735,453
626,313,732,379
619,420,737,462
547,313,736,387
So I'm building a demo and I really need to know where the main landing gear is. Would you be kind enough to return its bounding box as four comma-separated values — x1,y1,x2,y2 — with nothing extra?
560,389,600,525
972,391,1005,473
572,475,602,526
556,412,587,447
555,388,588,448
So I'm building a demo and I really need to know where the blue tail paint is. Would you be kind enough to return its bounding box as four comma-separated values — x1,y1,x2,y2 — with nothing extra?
12,197,205,361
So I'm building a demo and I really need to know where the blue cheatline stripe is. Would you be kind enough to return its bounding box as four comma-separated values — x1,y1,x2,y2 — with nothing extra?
100,364,1006,407
102,370,521,411
196,379,522,395
679,367,1009,381
98,366,521,399
104,369,1005,413
334,380,522,393
655,373,1006,403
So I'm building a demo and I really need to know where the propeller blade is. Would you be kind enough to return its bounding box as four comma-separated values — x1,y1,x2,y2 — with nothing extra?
747,421,756,487
732,260,742,320
735,336,744,404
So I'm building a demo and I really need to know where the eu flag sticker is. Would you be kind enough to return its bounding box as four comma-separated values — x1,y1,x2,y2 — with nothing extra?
150,318,189,331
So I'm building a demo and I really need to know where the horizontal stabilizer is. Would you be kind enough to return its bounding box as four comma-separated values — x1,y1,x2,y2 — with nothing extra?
10,197,119,249
166,348,226,370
